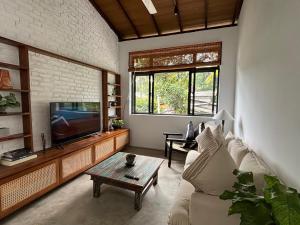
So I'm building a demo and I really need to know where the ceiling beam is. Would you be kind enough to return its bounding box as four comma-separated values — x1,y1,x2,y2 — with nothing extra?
121,24,237,42
116,0,140,38
204,0,208,28
151,15,161,35
174,0,183,32
232,0,243,25
88,0,122,40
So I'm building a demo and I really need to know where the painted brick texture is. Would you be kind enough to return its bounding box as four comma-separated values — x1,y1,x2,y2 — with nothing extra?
0,0,118,154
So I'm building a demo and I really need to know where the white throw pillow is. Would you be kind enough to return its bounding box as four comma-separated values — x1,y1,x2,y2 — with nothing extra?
212,124,225,147
227,138,249,167
239,151,271,194
195,127,219,154
182,144,236,196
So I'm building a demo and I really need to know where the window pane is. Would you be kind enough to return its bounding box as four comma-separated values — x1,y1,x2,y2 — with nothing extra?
135,75,149,113
154,71,189,114
194,71,216,115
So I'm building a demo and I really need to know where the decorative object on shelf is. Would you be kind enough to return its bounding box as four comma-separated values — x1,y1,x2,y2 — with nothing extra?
111,87,117,95
112,119,124,130
0,127,9,137
220,169,300,225
0,69,13,89
125,153,136,167
0,148,37,166
108,101,118,107
213,109,234,132
41,133,46,152
0,93,20,112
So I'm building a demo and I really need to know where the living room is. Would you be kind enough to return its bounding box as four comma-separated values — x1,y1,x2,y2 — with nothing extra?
0,0,299,225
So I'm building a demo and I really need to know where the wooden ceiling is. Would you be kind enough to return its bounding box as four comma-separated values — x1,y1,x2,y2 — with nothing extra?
90,0,243,41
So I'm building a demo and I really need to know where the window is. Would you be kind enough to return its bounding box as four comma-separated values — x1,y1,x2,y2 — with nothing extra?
132,67,219,116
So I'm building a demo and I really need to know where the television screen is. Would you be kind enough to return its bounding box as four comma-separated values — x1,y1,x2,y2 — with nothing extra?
50,102,101,145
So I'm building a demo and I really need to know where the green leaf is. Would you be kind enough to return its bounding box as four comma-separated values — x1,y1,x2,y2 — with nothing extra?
264,175,300,225
229,201,274,225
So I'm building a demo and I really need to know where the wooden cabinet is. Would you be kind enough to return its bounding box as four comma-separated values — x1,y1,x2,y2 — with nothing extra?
0,160,59,218
116,131,129,151
61,147,93,182
94,138,115,163
0,129,129,219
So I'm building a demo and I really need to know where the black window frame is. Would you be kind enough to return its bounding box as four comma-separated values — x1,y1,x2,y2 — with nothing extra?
131,66,220,117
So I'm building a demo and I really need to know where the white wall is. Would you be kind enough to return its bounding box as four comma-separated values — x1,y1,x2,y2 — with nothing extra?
119,27,238,150
235,0,300,189
0,0,119,154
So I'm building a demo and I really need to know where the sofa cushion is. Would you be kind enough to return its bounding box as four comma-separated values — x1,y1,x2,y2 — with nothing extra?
182,145,236,196
168,180,194,225
195,127,219,153
184,150,200,170
189,192,239,225
212,124,225,146
227,138,249,167
239,151,271,193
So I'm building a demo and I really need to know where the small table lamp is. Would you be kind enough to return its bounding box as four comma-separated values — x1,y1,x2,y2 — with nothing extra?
213,109,234,132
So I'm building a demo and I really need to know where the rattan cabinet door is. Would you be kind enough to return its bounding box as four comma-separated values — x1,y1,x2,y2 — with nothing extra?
0,160,59,218
95,138,115,163
61,147,92,182
116,131,129,151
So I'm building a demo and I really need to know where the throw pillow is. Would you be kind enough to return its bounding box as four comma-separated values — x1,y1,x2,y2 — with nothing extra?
195,127,219,154
227,138,249,167
182,144,236,196
212,124,225,146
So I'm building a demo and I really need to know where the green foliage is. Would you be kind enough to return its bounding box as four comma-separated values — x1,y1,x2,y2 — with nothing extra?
0,93,20,110
112,119,124,128
220,170,300,225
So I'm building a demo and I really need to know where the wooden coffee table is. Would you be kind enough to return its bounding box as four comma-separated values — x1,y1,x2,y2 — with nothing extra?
86,152,164,210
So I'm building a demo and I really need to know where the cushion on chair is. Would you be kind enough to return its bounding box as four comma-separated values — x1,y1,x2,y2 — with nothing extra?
182,144,236,196
195,127,219,153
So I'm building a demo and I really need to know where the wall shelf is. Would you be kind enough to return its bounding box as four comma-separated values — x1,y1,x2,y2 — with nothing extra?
0,112,30,116
0,88,29,93
0,133,31,142
102,72,122,131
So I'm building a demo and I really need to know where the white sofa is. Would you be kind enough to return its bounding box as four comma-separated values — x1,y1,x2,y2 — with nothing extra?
168,137,272,225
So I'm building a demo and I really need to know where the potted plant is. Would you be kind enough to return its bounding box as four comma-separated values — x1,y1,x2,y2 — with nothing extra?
0,93,20,112
112,119,124,130
220,169,300,225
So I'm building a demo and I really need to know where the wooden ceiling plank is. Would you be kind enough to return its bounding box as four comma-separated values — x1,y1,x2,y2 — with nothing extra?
174,0,183,32
121,24,237,41
232,0,243,25
88,0,122,40
151,15,161,35
116,0,140,38
204,0,208,28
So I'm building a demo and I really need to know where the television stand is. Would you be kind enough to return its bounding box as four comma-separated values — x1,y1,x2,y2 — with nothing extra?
55,145,64,150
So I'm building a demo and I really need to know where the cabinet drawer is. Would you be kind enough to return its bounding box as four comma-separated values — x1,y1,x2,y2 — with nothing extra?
116,132,129,150
61,147,92,181
95,138,114,163
0,160,58,215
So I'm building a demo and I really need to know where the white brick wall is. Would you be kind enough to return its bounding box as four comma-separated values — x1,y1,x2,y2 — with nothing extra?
0,0,119,73
30,52,102,151
0,0,119,154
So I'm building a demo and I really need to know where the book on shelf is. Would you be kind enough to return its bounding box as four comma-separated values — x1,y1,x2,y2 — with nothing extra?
2,148,32,160
1,154,37,166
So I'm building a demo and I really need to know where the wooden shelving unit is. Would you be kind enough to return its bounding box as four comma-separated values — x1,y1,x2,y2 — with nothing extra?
102,71,122,131
0,42,33,151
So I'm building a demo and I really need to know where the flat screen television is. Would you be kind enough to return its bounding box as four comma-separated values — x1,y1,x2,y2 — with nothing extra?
50,102,101,145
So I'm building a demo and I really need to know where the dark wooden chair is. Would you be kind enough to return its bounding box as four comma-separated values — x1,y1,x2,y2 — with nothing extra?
164,122,205,167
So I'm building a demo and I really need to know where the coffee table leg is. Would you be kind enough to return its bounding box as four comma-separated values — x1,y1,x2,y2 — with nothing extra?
93,180,101,198
153,171,158,186
134,192,142,210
